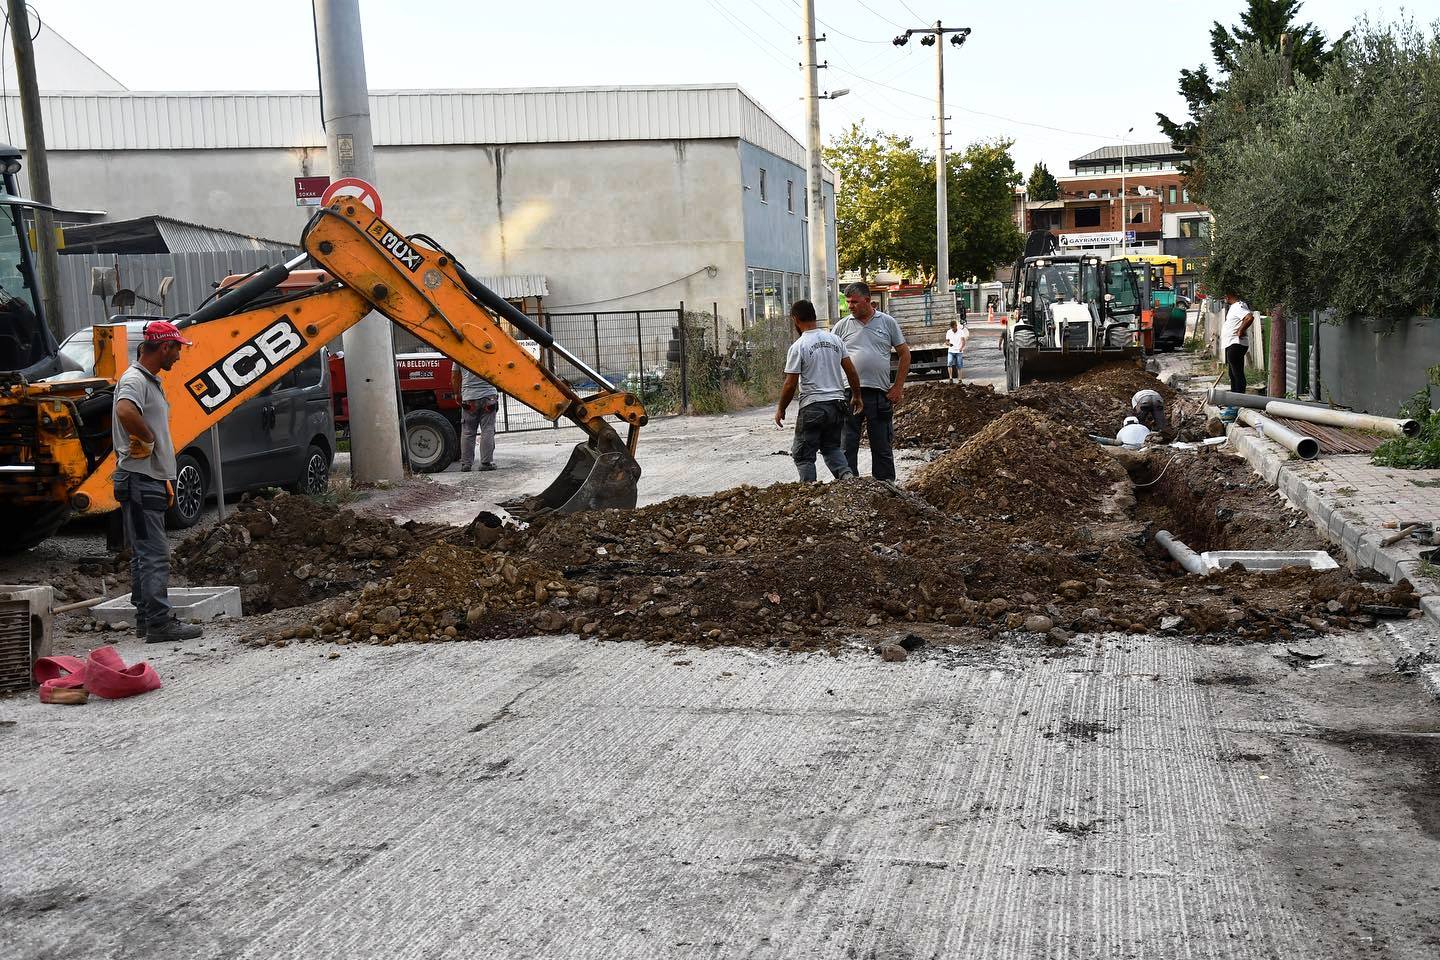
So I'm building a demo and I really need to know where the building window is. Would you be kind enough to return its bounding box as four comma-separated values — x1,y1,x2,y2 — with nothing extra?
1031,208,1062,230
1074,206,1102,228
786,179,794,213
1182,187,1190,203
759,168,768,204
1167,185,1178,204
1179,218,1211,239
1129,205,1151,224
802,186,808,220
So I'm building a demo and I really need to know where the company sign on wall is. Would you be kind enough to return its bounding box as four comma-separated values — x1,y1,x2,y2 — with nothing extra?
1060,231,1126,247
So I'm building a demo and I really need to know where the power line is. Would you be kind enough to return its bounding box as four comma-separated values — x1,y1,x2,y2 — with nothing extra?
828,63,1115,139
703,0,800,71
783,0,888,44
851,0,906,29
893,0,927,21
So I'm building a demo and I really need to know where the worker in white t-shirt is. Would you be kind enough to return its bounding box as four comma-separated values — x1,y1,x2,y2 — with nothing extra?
1221,292,1256,420
1116,416,1151,449
943,319,970,383
1131,388,1167,433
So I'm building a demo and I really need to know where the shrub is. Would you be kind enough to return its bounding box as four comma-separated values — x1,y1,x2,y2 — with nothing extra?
1371,388,1440,469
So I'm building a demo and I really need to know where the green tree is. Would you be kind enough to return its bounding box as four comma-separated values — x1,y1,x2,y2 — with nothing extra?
1025,162,1059,201
1199,18,1440,321
1157,0,1346,164
949,141,1026,283
825,123,933,279
828,125,1024,283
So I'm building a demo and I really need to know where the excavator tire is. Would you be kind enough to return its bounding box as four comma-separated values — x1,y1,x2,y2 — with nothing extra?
0,502,72,553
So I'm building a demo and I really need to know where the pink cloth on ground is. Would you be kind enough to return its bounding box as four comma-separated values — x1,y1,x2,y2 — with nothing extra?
32,646,162,701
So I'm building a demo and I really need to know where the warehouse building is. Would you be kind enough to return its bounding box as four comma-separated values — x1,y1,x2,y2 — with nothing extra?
11,84,837,337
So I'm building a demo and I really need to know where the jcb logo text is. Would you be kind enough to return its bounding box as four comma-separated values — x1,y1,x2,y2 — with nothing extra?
186,319,307,413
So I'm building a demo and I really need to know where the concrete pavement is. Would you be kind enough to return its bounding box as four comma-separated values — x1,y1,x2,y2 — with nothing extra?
3,621,1437,959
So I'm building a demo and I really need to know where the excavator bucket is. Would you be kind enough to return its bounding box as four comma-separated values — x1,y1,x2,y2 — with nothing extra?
503,436,642,519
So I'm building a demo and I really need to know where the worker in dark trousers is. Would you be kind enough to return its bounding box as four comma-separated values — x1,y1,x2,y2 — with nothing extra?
774,299,863,482
833,281,910,481
1220,292,1255,420
112,321,202,643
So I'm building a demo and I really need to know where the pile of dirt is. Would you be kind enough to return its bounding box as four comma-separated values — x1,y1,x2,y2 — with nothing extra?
907,408,1129,527
175,493,440,613
892,381,1017,448
272,479,973,652
1010,362,1189,439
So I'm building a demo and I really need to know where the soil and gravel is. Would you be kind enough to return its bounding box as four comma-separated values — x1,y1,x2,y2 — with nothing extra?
175,493,441,613
171,362,1421,655
894,362,1205,449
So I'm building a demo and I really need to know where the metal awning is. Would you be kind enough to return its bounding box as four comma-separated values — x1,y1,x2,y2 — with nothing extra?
474,274,549,300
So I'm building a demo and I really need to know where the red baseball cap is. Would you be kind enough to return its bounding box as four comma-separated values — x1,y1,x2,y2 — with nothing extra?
142,320,193,346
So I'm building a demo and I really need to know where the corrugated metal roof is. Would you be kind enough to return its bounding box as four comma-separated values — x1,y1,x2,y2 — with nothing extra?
475,274,548,299
8,85,830,177
62,215,295,255
1071,142,1181,164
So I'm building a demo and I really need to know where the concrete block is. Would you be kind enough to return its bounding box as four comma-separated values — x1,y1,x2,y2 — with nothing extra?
92,586,242,627
1356,537,1383,575
1199,550,1339,574
1341,522,1365,556
0,585,54,691
1423,594,1440,629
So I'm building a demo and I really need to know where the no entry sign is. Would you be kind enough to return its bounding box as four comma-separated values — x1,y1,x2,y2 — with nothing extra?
320,177,383,217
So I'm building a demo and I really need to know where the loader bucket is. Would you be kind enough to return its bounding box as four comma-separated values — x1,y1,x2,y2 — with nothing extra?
503,436,642,518
1006,342,1144,390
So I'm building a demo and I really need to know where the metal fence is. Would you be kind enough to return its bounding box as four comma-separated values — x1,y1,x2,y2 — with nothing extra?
480,303,794,434
54,247,300,337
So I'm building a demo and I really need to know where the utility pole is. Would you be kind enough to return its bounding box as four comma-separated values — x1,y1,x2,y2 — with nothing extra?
893,23,970,311
7,0,63,340
800,0,829,321
1119,126,1133,253
1269,33,1294,398
313,0,405,483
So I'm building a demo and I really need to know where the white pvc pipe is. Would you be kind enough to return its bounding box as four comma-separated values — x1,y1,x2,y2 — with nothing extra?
1264,400,1419,437
1156,530,1209,576
1237,409,1320,460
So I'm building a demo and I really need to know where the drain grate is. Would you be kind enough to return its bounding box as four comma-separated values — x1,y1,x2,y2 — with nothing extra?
0,599,32,692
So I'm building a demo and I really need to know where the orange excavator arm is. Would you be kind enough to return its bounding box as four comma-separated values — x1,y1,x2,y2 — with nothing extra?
69,197,647,518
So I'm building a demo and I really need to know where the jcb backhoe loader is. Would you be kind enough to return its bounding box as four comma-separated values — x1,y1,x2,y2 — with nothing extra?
1002,232,1145,390
0,194,647,551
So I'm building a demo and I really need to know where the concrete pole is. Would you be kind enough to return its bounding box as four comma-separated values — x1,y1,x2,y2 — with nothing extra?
1269,33,1294,398
7,0,63,340
801,0,830,322
313,0,405,482
933,20,949,310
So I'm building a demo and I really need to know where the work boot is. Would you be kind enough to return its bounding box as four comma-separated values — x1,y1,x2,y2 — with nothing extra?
133,620,147,640
1220,406,1239,422
145,618,203,643
480,462,497,472
460,464,472,473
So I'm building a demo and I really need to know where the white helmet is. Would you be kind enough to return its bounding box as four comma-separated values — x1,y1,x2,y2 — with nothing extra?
1123,416,1139,425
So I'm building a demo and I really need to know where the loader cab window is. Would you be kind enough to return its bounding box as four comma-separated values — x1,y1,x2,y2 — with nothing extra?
0,205,49,372
1104,260,1141,316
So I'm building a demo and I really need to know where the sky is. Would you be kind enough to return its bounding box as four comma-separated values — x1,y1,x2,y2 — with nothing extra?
30,0,1426,177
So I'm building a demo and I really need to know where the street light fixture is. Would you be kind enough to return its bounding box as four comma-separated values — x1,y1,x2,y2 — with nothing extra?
824,89,850,99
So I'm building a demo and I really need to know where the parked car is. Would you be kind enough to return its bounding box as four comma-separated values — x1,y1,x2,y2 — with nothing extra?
57,320,336,529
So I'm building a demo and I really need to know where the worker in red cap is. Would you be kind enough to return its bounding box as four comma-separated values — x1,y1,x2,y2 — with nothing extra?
112,320,202,643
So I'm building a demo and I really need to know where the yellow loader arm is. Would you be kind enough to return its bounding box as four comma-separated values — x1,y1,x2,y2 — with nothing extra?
69,197,646,518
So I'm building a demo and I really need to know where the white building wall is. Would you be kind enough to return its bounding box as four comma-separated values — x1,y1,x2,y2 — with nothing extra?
45,137,747,320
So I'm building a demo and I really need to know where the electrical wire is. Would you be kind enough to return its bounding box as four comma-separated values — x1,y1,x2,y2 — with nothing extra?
893,0,927,21
783,0,888,44
851,0,906,29
827,63,1117,139
546,265,719,311
1132,453,1180,488
704,0,801,71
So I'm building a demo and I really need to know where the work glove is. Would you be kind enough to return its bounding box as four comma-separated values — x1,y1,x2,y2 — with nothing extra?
127,435,155,459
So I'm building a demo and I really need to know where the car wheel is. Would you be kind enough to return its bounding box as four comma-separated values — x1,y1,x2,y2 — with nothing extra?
165,453,207,529
405,409,458,474
293,443,331,495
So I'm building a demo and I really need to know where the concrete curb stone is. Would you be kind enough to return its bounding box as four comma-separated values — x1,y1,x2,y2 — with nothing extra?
1221,420,1440,700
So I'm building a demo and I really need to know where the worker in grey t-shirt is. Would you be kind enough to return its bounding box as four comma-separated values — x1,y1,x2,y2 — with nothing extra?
111,320,202,643
774,299,863,483
450,363,500,472
831,281,910,481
